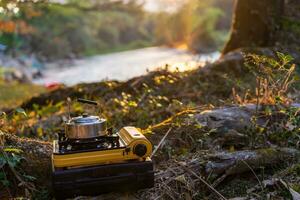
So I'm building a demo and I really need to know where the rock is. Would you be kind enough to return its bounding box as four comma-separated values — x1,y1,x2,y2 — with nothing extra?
194,103,300,134
213,129,249,148
213,50,244,74
195,104,258,133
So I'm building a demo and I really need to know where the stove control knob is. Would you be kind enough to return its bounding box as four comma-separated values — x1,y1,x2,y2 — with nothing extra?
133,144,147,157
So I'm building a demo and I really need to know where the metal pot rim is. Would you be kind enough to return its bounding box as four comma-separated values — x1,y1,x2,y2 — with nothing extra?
68,116,106,124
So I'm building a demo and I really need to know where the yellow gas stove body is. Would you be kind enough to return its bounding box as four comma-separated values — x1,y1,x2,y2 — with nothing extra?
52,126,152,168
51,126,154,199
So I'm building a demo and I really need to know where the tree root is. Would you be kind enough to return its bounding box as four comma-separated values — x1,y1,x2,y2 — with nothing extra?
139,148,300,199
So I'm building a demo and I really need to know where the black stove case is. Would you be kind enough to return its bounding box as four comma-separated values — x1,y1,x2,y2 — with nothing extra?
52,160,154,199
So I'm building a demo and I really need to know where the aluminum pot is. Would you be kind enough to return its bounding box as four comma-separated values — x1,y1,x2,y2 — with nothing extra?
65,114,107,139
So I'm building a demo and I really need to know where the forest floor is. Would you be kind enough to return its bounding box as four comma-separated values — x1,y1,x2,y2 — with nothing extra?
1,49,300,200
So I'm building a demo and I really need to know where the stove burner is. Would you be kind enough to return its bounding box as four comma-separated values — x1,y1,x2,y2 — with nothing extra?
57,135,121,154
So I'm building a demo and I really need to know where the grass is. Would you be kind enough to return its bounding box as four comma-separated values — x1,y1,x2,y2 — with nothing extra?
0,81,46,109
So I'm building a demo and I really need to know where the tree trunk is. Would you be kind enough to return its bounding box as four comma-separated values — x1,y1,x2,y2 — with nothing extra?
222,0,284,55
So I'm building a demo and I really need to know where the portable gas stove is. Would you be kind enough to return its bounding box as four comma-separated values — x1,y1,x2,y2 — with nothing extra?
52,98,154,199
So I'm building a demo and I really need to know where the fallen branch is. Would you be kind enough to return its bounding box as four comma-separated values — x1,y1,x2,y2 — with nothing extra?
138,148,300,199
206,148,300,176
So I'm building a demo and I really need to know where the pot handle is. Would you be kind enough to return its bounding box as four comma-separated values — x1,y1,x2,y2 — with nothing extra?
77,98,98,106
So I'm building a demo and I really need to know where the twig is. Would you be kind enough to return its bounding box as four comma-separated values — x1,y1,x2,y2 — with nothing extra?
241,160,264,192
2,150,36,192
177,162,227,200
146,109,197,131
256,77,261,115
212,173,227,188
150,128,172,158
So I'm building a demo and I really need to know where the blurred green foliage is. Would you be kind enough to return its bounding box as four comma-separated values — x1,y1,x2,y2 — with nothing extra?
0,0,233,60
154,0,233,52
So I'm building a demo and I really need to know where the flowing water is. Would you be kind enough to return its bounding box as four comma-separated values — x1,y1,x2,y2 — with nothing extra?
34,47,219,86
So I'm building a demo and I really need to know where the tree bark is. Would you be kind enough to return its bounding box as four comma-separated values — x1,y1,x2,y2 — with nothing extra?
222,0,284,55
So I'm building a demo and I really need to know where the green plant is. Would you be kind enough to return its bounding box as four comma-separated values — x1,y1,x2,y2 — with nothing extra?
0,146,36,198
0,108,36,198
243,104,300,148
0,108,35,197
244,52,296,105
237,52,300,147
0,108,31,140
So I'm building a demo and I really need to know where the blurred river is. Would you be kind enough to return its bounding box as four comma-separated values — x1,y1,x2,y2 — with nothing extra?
34,47,219,86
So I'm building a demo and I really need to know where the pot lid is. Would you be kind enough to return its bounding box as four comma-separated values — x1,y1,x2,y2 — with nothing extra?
71,114,103,124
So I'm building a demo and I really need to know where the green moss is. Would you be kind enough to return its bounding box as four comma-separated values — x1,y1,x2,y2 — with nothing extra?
257,148,277,156
287,164,300,176
291,184,300,193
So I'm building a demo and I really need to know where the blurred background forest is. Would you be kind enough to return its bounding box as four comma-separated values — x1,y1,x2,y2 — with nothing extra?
0,0,234,108
0,0,233,61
